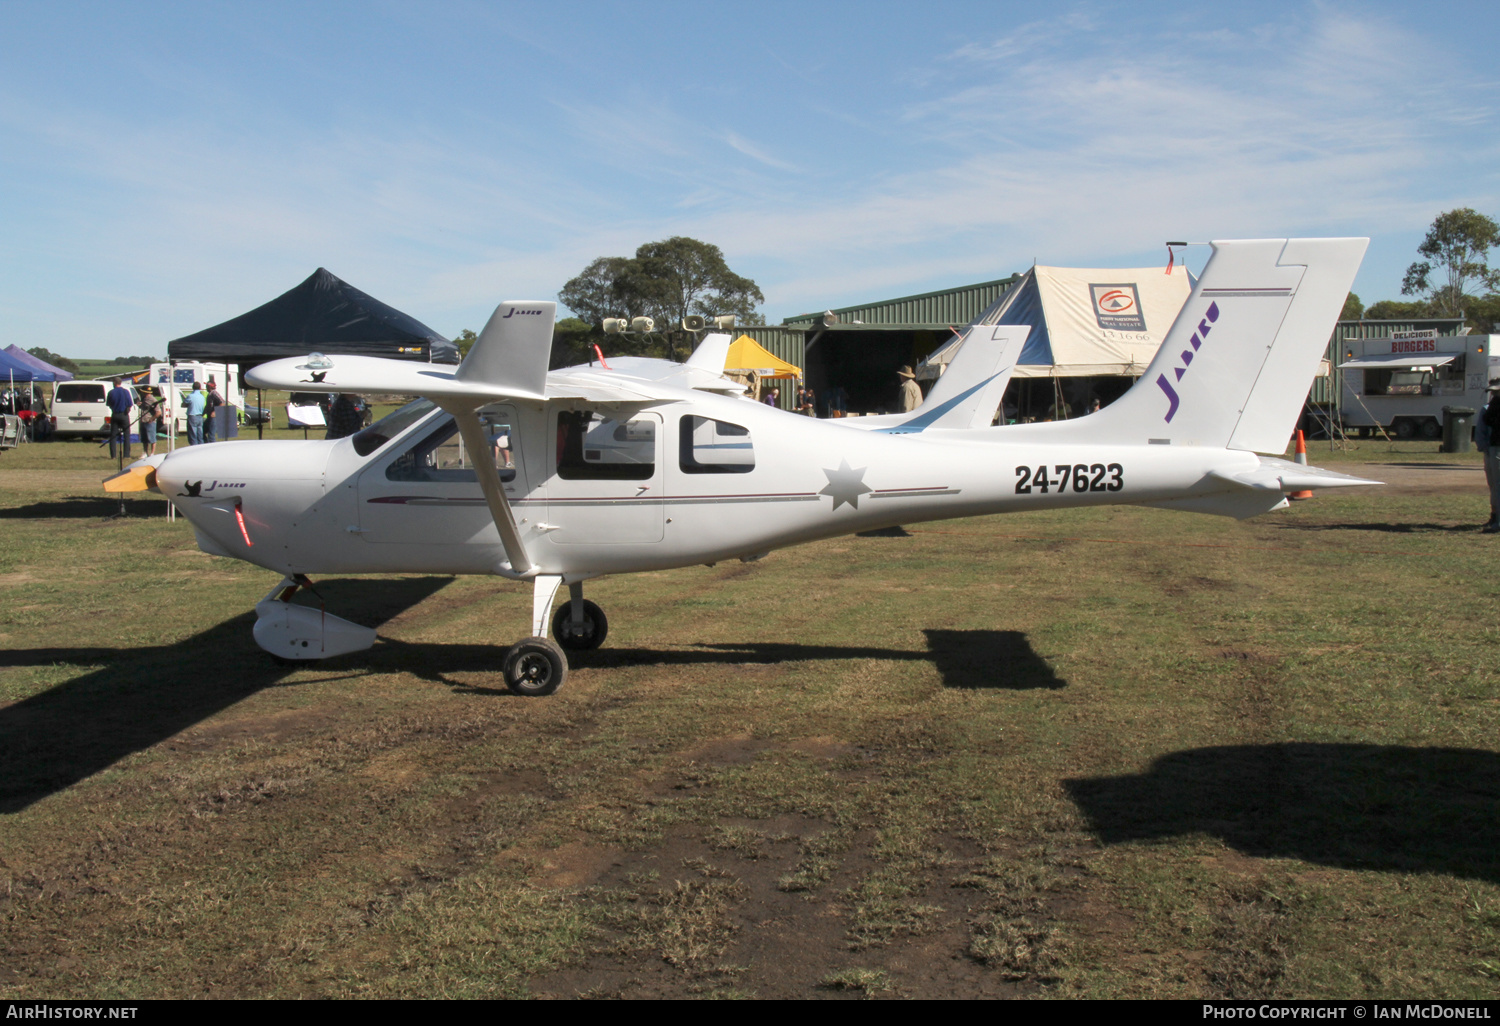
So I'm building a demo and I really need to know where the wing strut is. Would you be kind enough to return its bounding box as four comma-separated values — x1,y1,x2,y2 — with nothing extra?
450,406,533,576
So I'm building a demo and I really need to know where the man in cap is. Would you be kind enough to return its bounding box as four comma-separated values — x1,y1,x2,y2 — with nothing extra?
897,365,921,413
1481,379,1500,532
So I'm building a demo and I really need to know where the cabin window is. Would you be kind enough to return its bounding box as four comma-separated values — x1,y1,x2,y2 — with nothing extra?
678,416,754,474
384,410,518,482
556,411,655,480
353,398,436,457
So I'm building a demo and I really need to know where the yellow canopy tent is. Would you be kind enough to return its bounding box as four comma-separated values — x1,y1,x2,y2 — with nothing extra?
725,335,801,379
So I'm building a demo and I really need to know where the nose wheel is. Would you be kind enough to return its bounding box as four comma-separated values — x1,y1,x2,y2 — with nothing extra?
552,599,608,651
503,636,567,696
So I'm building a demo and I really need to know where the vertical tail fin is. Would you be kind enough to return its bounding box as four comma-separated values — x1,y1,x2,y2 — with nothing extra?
456,301,556,400
1051,238,1366,451
684,332,733,371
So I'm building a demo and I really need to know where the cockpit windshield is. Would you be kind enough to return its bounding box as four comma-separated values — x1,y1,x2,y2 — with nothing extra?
351,398,437,457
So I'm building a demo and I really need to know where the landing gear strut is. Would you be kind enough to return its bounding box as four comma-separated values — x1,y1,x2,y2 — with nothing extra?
502,576,608,696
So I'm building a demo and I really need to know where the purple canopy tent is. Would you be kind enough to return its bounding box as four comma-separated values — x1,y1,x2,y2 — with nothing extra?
1,346,71,418
3,345,74,382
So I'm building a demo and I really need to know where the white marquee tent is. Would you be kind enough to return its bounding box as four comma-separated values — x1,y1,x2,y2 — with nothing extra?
918,263,1193,380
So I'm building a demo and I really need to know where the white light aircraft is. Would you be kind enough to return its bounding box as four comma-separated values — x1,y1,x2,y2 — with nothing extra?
116,238,1377,695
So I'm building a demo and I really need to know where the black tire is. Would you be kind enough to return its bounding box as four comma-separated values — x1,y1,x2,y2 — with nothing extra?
503,637,567,696
551,599,608,651
1394,420,1415,440
1420,418,1442,440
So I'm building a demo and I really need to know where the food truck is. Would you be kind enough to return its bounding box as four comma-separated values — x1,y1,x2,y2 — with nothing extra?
1338,331,1497,439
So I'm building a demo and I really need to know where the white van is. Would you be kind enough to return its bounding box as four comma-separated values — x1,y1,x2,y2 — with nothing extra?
51,380,137,439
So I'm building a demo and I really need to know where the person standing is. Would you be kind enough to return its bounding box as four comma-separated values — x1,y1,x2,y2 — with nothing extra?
325,393,363,439
137,386,161,456
798,382,816,416
898,365,922,413
184,381,207,445
105,376,135,459
829,384,847,418
203,377,224,443
1481,380,1500,533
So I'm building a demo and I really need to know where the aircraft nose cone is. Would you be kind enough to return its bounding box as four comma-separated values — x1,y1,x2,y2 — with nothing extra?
156,444,231,497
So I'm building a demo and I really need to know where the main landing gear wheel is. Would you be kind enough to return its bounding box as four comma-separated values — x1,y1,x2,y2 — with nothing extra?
552,599,608,651
503,636,567,696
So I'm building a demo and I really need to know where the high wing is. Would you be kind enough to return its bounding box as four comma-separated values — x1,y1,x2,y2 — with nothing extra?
247,301,581,576
247,301,658,405
245,307,751,578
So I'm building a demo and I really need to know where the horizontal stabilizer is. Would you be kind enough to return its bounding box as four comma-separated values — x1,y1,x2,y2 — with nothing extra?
1143,457,1381,519
1212,457,1383,492
1141,492,1291,519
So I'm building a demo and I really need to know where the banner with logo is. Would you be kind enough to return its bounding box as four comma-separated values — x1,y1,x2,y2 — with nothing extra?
1014,264,1192,377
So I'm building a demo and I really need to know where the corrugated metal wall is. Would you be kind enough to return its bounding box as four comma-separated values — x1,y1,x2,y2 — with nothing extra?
1312,318,1468,409
782,276,1022,330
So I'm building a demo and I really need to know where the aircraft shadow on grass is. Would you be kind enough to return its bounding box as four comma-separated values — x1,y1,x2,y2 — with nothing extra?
377,628,1064,696
0,495,170,519
1065,743,1500,883
0,576,452,814
0,567,1059,812
1278,522,1481,535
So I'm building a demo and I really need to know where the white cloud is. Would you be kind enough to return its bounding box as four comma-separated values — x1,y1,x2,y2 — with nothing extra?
723,131,799,173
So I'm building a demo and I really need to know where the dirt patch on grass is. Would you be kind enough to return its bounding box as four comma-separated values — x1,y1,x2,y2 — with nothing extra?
528,842,623,889
530,822,1059,999
177,705,341,748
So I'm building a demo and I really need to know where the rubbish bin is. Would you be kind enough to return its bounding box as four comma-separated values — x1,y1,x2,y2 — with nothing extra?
1442,406,1475,453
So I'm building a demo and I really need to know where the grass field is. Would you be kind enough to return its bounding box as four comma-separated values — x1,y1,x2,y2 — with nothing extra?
1,436,1498,998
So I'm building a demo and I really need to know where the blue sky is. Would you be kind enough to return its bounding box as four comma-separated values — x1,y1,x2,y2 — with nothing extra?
3,1,1497,359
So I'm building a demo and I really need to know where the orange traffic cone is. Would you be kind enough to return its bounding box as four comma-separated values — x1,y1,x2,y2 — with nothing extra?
1289,430,1313,500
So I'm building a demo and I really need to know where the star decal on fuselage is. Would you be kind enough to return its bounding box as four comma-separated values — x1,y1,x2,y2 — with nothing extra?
820,459,873,511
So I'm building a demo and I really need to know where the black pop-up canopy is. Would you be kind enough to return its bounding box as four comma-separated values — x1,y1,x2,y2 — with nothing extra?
166,268,459,370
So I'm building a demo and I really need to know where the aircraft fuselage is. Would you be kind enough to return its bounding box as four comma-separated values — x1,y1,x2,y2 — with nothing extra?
156,384,1262,583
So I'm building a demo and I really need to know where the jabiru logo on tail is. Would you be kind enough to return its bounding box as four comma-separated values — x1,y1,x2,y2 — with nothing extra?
1155,301,1221,423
